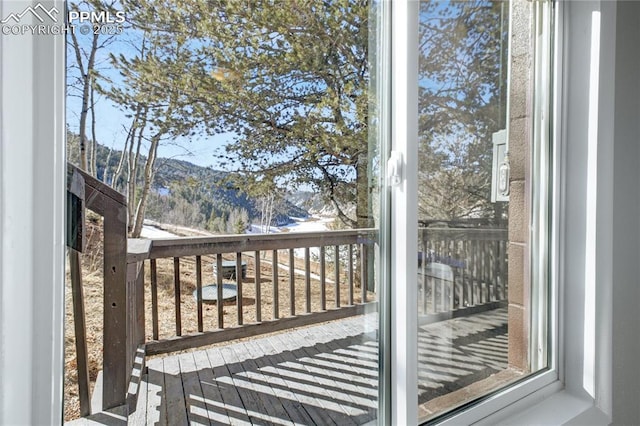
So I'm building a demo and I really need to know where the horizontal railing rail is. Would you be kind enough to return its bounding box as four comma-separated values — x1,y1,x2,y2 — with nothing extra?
127,229,379,356
418,227,508,322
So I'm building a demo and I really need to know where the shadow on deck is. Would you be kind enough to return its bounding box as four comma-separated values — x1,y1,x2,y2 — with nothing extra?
68,308,508,425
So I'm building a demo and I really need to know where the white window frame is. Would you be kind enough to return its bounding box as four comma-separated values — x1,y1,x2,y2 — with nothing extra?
0,0,635,423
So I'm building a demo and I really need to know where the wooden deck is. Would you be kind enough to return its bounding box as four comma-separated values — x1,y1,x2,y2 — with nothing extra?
69,308,508,425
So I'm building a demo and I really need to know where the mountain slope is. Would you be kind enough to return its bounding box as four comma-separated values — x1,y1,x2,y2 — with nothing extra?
69,137,309,230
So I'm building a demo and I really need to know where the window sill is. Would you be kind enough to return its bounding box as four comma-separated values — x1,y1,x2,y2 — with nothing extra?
420,368,526,422
433,369,610,426
491,389,609,426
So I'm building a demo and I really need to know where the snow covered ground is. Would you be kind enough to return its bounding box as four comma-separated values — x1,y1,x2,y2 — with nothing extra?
249,216,334,234
141,219,216,239
140,224,179,239
248,224,281,234
281,216,334,233
142,216,335,240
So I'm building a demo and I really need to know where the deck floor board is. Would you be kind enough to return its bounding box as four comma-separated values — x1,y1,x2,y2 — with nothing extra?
145,357,165,426
206,347,252,425
231,341,295,426
129,372,147,426
244,339,316,426
251,334,320,425
192,350,231,425
162,355,189,426
263,332,341,425
133,308,508,425
274,329,358,425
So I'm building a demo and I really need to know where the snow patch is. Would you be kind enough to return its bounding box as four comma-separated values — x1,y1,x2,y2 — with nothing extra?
141,224,178,239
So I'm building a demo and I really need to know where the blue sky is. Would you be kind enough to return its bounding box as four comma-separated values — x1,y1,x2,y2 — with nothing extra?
66,24,235,169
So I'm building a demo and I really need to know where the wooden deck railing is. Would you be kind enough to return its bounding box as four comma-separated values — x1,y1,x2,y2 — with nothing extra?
127,229,379,356
66,164,133,416
418,227,508,321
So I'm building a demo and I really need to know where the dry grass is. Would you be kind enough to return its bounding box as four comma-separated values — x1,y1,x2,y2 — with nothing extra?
64,220,376,421
64,217,105,421
147,251,372,340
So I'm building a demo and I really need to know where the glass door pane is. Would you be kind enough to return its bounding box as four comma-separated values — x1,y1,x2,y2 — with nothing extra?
414,0,551,421
63,0,388,423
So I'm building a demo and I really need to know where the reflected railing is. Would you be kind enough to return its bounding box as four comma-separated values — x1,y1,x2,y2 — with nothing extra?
418,225,508,322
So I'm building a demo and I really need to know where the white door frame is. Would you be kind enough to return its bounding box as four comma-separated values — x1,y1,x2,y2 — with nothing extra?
390,1,419,424
0,0,66,423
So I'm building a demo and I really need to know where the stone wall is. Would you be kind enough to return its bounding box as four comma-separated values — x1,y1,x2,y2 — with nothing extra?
507,0,534,371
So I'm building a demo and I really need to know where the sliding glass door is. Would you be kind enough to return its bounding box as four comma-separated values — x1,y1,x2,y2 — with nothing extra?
389,0,554,423
61,0,554,422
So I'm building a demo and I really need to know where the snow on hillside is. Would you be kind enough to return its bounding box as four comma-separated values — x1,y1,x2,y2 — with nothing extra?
141,216,335,240
281,216,334,232
249,215,334,234
141,224,179,239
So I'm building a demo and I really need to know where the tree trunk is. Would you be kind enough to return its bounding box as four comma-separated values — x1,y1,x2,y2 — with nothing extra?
89,75,98,177
126,112,148,233
103,146,112,184
69,25,99,173
131,134,161,238
112,105,144,191
355,153,371,229
266,194,274,233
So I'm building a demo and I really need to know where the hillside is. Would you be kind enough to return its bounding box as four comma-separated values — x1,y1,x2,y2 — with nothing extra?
68,135,309,231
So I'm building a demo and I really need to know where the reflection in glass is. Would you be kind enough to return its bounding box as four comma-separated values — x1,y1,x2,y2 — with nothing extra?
415,0,550,421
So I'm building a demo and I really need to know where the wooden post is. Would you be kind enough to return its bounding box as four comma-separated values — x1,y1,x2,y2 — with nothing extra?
462,240,468,307
320,246,326,311
66,166,91,415
174,257,182,336
70,250,91,417
71,163,133,411
305,247,311,313
196,256,203,332
422,239,428,314
289,249,295,316
348,244,354,306
272,250,279,319
255,251,261,322
216,254,224,329
101,202,128,410
126,239,150,356
150,259,159,340
236,253,243,326
360,243,368,303
334,245,340,308
125,255,146,387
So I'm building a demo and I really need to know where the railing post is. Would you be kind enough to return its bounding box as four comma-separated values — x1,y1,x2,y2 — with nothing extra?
102,203,128,410
67,167,90,416
67,164,141,412
125,259,145,383
70,250,91,417
126,239,151,382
